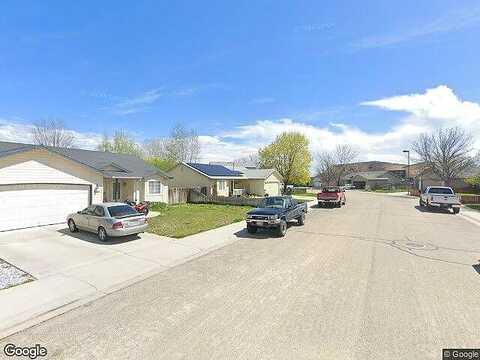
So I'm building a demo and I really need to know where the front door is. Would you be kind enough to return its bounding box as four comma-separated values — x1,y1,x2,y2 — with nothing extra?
112,179,121,201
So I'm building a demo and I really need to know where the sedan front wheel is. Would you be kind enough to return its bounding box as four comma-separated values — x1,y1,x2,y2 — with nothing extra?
68,219,78,233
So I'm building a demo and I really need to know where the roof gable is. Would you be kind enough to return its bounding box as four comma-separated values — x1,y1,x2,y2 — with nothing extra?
0,141,172,179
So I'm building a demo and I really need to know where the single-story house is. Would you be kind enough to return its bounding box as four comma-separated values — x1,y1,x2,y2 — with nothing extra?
408,163,480,192
230,166,283,196
0,141,172,232
343,171,405,190
168,162,282,197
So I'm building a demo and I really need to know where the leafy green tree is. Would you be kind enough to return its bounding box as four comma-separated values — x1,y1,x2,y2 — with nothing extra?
259,132,312,191
465,174,480,188
97,130,143,157
145,157,177,172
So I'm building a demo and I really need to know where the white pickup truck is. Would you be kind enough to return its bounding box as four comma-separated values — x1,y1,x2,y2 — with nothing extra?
419,186,461,214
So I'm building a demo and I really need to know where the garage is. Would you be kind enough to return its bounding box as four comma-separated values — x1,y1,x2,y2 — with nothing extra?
264,181,281,196
0,184,91,232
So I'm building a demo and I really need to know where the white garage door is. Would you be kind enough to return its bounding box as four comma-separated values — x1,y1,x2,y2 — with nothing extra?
0,184,90,232
264,182,281,196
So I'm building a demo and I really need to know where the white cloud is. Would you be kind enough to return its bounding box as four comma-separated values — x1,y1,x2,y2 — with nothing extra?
0,119,103,150
110,88,163,115
3,86,479,168
203,85,480,164
353,6,480,48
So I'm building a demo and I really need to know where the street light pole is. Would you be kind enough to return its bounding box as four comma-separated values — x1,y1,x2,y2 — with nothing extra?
403,150,410,192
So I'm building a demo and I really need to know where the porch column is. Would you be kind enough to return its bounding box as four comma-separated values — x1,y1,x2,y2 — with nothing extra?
134,180,140,202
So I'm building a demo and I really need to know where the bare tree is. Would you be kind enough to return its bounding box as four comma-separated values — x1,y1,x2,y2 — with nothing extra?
315,144,358,186
333,144,359,185
167,124,201,162
315,151,338,186
32,119,75,148
97,130,143,157
234,153,260,168
142,123,201,163
143,138,169,158
412,127,475,186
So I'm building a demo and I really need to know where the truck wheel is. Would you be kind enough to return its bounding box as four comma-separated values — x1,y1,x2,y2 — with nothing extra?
297,213,305,226
277,220,287,237
247,226,257,234
453,208,460,214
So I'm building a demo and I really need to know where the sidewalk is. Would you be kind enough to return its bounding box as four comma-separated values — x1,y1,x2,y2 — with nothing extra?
460,207,480,226
0,221,245,339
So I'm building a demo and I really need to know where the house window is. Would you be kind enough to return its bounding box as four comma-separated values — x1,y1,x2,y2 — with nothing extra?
149,181,162,194
217,180,226,191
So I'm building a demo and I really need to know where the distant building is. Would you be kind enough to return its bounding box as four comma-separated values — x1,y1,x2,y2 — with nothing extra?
343,171,405,190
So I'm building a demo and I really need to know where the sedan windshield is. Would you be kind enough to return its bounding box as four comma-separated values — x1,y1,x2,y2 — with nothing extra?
428,188,454,195
108,205,138,218
263,197,286,208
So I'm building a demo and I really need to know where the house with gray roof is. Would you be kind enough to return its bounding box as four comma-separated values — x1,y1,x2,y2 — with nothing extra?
168,162,282,197
343,171,405,189
0,141,172,231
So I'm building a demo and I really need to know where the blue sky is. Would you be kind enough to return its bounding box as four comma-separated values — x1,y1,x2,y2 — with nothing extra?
1,0,480,162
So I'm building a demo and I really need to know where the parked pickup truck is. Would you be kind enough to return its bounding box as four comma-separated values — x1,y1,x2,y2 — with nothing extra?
419,186,461,214
246,196,307,237
317,186,346,207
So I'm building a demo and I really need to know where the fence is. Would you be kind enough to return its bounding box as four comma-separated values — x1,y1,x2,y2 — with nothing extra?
168,187,190,204
459,195,480,204
188,189,264,207
406,189,480,204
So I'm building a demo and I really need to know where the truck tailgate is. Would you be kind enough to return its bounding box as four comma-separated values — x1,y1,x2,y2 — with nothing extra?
431,194,459,204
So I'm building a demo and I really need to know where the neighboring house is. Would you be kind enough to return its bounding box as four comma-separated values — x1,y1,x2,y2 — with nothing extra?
229,166,283,196
343,171,404,189
408,163,480,191
168,162,282,197
0,141,172,232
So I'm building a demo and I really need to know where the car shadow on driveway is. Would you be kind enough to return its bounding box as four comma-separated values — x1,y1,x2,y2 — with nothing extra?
414,206,455,215
56,228,141,245
233,228,278,240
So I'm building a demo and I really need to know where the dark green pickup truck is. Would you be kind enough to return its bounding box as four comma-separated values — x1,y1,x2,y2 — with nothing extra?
245,196,308,237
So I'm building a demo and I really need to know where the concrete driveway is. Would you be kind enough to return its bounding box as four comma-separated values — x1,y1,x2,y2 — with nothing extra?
0,220,245,337
3,191,479,359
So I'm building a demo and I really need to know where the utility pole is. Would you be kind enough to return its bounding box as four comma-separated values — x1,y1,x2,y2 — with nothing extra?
403,150,410,193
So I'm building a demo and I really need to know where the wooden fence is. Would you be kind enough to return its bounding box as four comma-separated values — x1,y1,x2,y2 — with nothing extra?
168,187,190,204
188,189,264,207
407,189,480,204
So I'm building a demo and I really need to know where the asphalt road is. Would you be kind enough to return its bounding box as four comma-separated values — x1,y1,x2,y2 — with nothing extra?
2,191,480,360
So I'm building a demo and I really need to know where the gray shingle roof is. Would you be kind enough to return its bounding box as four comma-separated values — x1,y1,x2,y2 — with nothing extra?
0,141,171,179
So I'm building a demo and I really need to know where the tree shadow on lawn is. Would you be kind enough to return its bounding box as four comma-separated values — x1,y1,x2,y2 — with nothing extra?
57,228,141,245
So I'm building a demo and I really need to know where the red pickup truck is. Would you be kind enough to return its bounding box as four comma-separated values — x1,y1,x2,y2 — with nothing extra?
317,187,346,208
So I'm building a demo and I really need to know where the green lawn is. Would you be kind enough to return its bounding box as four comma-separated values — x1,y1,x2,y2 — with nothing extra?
371,188,408,193
292,191,317,197
147,203,252,238
465,204,480,211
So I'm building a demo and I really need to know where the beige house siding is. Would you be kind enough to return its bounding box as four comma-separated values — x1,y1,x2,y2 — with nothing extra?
143,175,169,203
215,180,230,197
168,164,215,195
0,148,104,203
